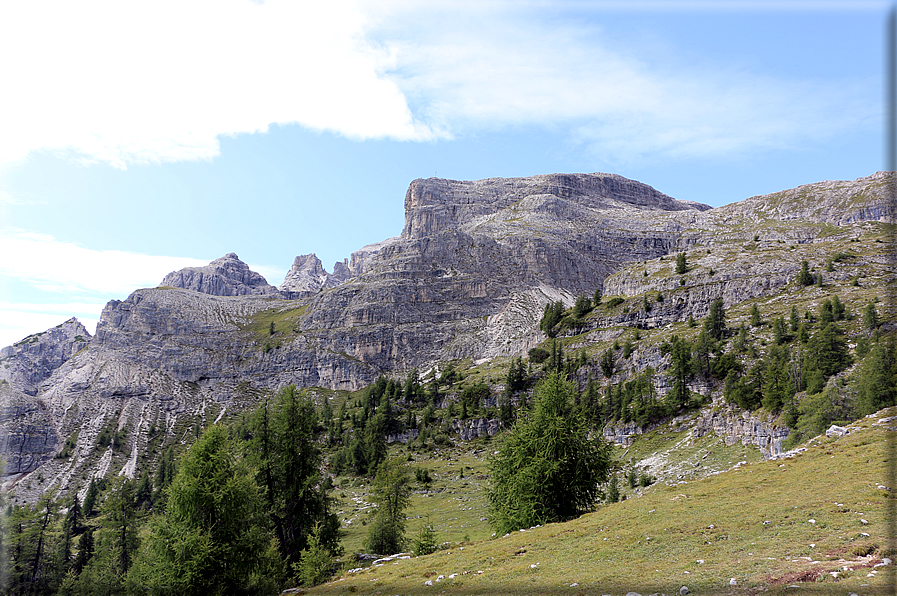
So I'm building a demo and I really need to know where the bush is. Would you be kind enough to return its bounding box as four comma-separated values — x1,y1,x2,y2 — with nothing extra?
605,297,625,309
528,347,549,364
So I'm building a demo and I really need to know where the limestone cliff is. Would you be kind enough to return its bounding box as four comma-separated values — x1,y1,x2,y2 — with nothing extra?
3,170,892,502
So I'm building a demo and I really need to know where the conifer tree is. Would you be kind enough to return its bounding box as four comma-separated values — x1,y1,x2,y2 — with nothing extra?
676,252,689,274
796,260,813,286
703,297,726,341
488,373,612,534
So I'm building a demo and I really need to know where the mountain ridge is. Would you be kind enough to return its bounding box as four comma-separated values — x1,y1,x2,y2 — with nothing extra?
0,170,892,504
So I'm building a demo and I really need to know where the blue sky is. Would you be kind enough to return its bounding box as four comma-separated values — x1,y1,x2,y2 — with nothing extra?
0,0,889,348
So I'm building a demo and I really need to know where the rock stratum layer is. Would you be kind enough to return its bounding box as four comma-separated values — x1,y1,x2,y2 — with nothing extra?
2,170,892,502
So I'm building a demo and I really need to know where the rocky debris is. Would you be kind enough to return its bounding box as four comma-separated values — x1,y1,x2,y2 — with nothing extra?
160,253,279,296
826,424,849,437
0,318,92,396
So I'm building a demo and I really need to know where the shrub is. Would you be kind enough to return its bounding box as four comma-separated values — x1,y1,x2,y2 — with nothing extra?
605,297,625,309
528,347,549,364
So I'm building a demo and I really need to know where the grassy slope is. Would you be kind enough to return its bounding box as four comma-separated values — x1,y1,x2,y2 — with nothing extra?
312,409,895,596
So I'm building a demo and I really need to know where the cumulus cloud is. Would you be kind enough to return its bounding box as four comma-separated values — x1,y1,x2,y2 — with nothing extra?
0,0,437,169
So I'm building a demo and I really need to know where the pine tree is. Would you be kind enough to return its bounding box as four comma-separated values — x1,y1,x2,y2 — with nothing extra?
703,297,726,341
796,260,813,286
676,252,689,274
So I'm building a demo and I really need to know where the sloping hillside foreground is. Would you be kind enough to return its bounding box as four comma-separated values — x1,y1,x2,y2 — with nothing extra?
307,409,895,596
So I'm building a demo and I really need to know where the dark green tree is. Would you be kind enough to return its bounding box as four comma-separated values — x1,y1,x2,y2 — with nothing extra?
599,348,615,379
761,344,794,412
796,260,813,286
505,356,527,395
855,340,897,415
540,301,565,337
675,252,689,274
662,335,694,412
864,301,880,330
703,297,726,341
126,425,276,595
488,372,612,534
82,478,99,518
750,304,762,327
573,294,592,318
247,385,341,566
364,457,412,555
808,322,853,380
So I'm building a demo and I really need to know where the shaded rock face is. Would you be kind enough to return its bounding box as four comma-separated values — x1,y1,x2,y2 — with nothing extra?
0,384,58,476
0,318,92,396
160,253,279,296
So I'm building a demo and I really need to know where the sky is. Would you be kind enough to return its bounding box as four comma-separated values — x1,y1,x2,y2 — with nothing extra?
0,0,890,348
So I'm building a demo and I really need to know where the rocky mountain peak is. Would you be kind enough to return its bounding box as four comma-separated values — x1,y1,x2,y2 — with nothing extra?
0,317,92,396
402,173,711,240
160,253,278,297
279,253,344,297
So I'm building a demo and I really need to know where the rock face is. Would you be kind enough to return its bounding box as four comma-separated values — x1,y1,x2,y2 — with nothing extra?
0,383,58,475
160,253,279,296
279,253,352,297
4,170,892,501
0,318,92,395
691,406,790,459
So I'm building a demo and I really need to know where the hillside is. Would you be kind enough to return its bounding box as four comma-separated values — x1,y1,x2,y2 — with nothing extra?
311,407,895,595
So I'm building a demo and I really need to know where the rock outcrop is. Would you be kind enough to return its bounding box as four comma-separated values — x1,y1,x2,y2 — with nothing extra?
0,318,92,395
279,253,344,297
160,252,279,296
691,406,790,459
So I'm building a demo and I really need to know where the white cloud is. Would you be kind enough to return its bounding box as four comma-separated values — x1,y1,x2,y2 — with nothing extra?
0,0,438,169
0,231,285,347
379,8,878,164
0,305,102,349
0,229,209,295
0,0,879,169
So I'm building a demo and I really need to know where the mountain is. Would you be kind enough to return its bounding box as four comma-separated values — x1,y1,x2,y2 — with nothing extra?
0,170,891,503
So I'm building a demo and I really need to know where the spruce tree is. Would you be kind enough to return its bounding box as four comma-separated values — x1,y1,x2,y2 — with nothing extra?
796,260,813,286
